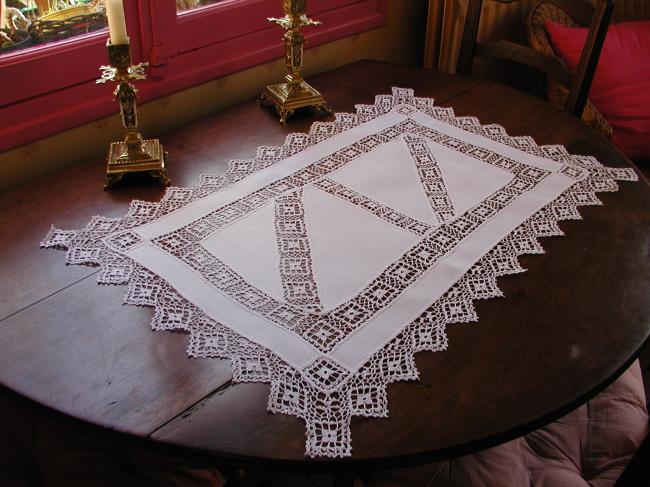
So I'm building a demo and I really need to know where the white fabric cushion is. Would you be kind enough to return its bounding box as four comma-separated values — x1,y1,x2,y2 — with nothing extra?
365,360,648,487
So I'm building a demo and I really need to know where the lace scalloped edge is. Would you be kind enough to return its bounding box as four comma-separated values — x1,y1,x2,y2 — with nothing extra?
40,87,638,458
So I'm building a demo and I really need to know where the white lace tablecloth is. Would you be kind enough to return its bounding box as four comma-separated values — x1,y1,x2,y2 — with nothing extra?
42,88,637,458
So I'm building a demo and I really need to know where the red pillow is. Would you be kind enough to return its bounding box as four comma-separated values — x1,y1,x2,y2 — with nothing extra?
544,19,650,161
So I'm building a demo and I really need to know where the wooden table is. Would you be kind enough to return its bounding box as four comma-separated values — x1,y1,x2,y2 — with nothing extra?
1,61,649,472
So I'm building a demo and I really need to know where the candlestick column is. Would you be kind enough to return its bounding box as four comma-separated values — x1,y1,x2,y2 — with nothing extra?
260,0,331,124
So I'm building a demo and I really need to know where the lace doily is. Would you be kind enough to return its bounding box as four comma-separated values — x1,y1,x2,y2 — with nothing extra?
42,88,637,458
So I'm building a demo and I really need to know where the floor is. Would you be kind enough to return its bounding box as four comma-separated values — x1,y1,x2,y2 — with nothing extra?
236,472,338,487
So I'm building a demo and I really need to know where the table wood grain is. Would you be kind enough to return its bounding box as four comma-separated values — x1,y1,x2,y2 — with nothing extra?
1,61,648,472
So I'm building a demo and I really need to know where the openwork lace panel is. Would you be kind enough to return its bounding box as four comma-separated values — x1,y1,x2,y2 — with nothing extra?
42,88,637,458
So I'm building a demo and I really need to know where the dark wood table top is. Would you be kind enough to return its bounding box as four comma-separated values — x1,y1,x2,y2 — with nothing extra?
1,60,649,472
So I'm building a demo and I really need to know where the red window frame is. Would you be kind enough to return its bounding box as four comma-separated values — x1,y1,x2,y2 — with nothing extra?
0,0,387,153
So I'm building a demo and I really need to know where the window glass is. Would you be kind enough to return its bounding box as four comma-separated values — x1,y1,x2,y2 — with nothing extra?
0,0,107,55
176,0,224,14
0,0,385,153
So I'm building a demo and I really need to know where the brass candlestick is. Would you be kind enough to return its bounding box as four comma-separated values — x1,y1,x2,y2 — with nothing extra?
97,41,170,190
260,0,331,124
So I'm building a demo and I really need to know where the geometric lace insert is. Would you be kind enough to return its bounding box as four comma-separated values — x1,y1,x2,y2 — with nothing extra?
41,87,638,458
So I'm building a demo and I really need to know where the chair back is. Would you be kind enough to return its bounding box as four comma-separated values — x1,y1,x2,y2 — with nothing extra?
457,0,614,119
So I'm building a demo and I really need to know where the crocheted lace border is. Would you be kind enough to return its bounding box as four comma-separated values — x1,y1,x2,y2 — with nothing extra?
41,88,638,458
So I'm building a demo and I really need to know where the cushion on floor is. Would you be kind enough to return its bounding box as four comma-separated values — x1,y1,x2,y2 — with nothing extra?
365,360,648,487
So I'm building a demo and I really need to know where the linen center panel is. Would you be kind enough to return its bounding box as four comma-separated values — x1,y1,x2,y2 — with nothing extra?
139,121,538,356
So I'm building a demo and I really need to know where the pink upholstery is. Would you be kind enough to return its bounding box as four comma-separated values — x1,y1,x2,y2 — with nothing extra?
544,20,650,161
365,360,649,487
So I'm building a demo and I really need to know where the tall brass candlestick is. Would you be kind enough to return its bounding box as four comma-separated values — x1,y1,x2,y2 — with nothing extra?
260,0,331,124
97,41,170,190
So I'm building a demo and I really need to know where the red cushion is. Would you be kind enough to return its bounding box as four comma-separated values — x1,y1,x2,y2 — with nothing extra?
544,19,650,161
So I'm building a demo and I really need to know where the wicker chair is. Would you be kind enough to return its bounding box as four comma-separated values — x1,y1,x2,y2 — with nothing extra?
457,0,613,128
528,0,650,138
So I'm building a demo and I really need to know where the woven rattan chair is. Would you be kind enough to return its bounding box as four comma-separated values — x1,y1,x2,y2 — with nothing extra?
528,0,650,138
457,0,613,130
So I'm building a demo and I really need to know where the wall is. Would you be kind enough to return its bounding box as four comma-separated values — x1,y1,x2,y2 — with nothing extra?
0,0,426,193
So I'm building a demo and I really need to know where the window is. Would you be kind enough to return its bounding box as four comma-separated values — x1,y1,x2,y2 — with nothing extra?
0,1,107,54
176,0,225,13
0,0,386,152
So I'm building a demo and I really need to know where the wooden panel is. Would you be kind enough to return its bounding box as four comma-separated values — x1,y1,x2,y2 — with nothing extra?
0,279,234,436
0,138,202,319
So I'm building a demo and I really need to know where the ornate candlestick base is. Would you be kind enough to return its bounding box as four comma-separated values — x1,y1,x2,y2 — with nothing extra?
98,41,170,190
260,80,330,124
261,1,331,124
106,138,170,189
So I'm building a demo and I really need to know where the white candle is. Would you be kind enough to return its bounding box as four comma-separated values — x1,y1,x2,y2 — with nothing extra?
106,0,129,45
